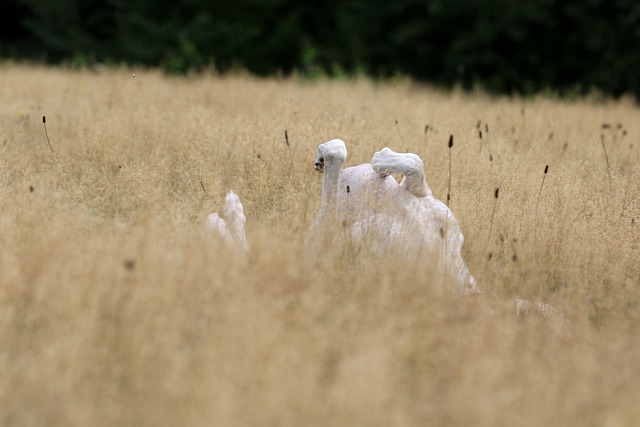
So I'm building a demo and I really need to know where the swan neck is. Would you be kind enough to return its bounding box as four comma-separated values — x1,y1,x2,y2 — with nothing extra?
321,161,341,216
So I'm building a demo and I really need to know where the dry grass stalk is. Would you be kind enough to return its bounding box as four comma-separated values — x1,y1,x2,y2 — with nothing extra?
534,164,549,241
600,126,613,192
42,115,69,186
485,187,500,253
447,134,453,206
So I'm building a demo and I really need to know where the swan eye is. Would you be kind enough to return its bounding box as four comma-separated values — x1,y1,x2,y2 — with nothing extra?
319,157,324,163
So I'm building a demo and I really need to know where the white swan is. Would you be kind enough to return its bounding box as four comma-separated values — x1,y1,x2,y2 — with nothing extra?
205,140,564,318
310,139,478,294
206,191,248,252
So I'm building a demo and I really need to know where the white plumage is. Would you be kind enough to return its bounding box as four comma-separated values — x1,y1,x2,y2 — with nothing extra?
310,139,478,293
206,191,248,252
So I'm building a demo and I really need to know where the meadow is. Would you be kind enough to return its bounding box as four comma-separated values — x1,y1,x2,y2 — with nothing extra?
0,64,639,426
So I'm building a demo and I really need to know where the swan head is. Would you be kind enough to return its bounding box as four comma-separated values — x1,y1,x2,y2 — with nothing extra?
223,191,246,226
315,139,348,173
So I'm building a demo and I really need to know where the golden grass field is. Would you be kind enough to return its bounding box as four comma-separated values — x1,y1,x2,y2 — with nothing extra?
1,64,639,426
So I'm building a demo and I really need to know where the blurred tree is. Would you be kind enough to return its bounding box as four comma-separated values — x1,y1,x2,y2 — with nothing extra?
1,0,638,97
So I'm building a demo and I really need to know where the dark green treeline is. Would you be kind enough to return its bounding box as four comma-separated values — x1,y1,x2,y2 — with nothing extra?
2,0,639,97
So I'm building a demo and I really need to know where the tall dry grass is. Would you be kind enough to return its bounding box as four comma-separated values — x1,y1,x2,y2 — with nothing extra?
0,64,639,426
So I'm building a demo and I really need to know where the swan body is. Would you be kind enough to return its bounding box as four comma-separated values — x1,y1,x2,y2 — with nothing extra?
311,139,478,293
206,191,248,251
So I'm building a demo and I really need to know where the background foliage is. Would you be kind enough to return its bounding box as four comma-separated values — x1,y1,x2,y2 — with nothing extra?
2,0,640,96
